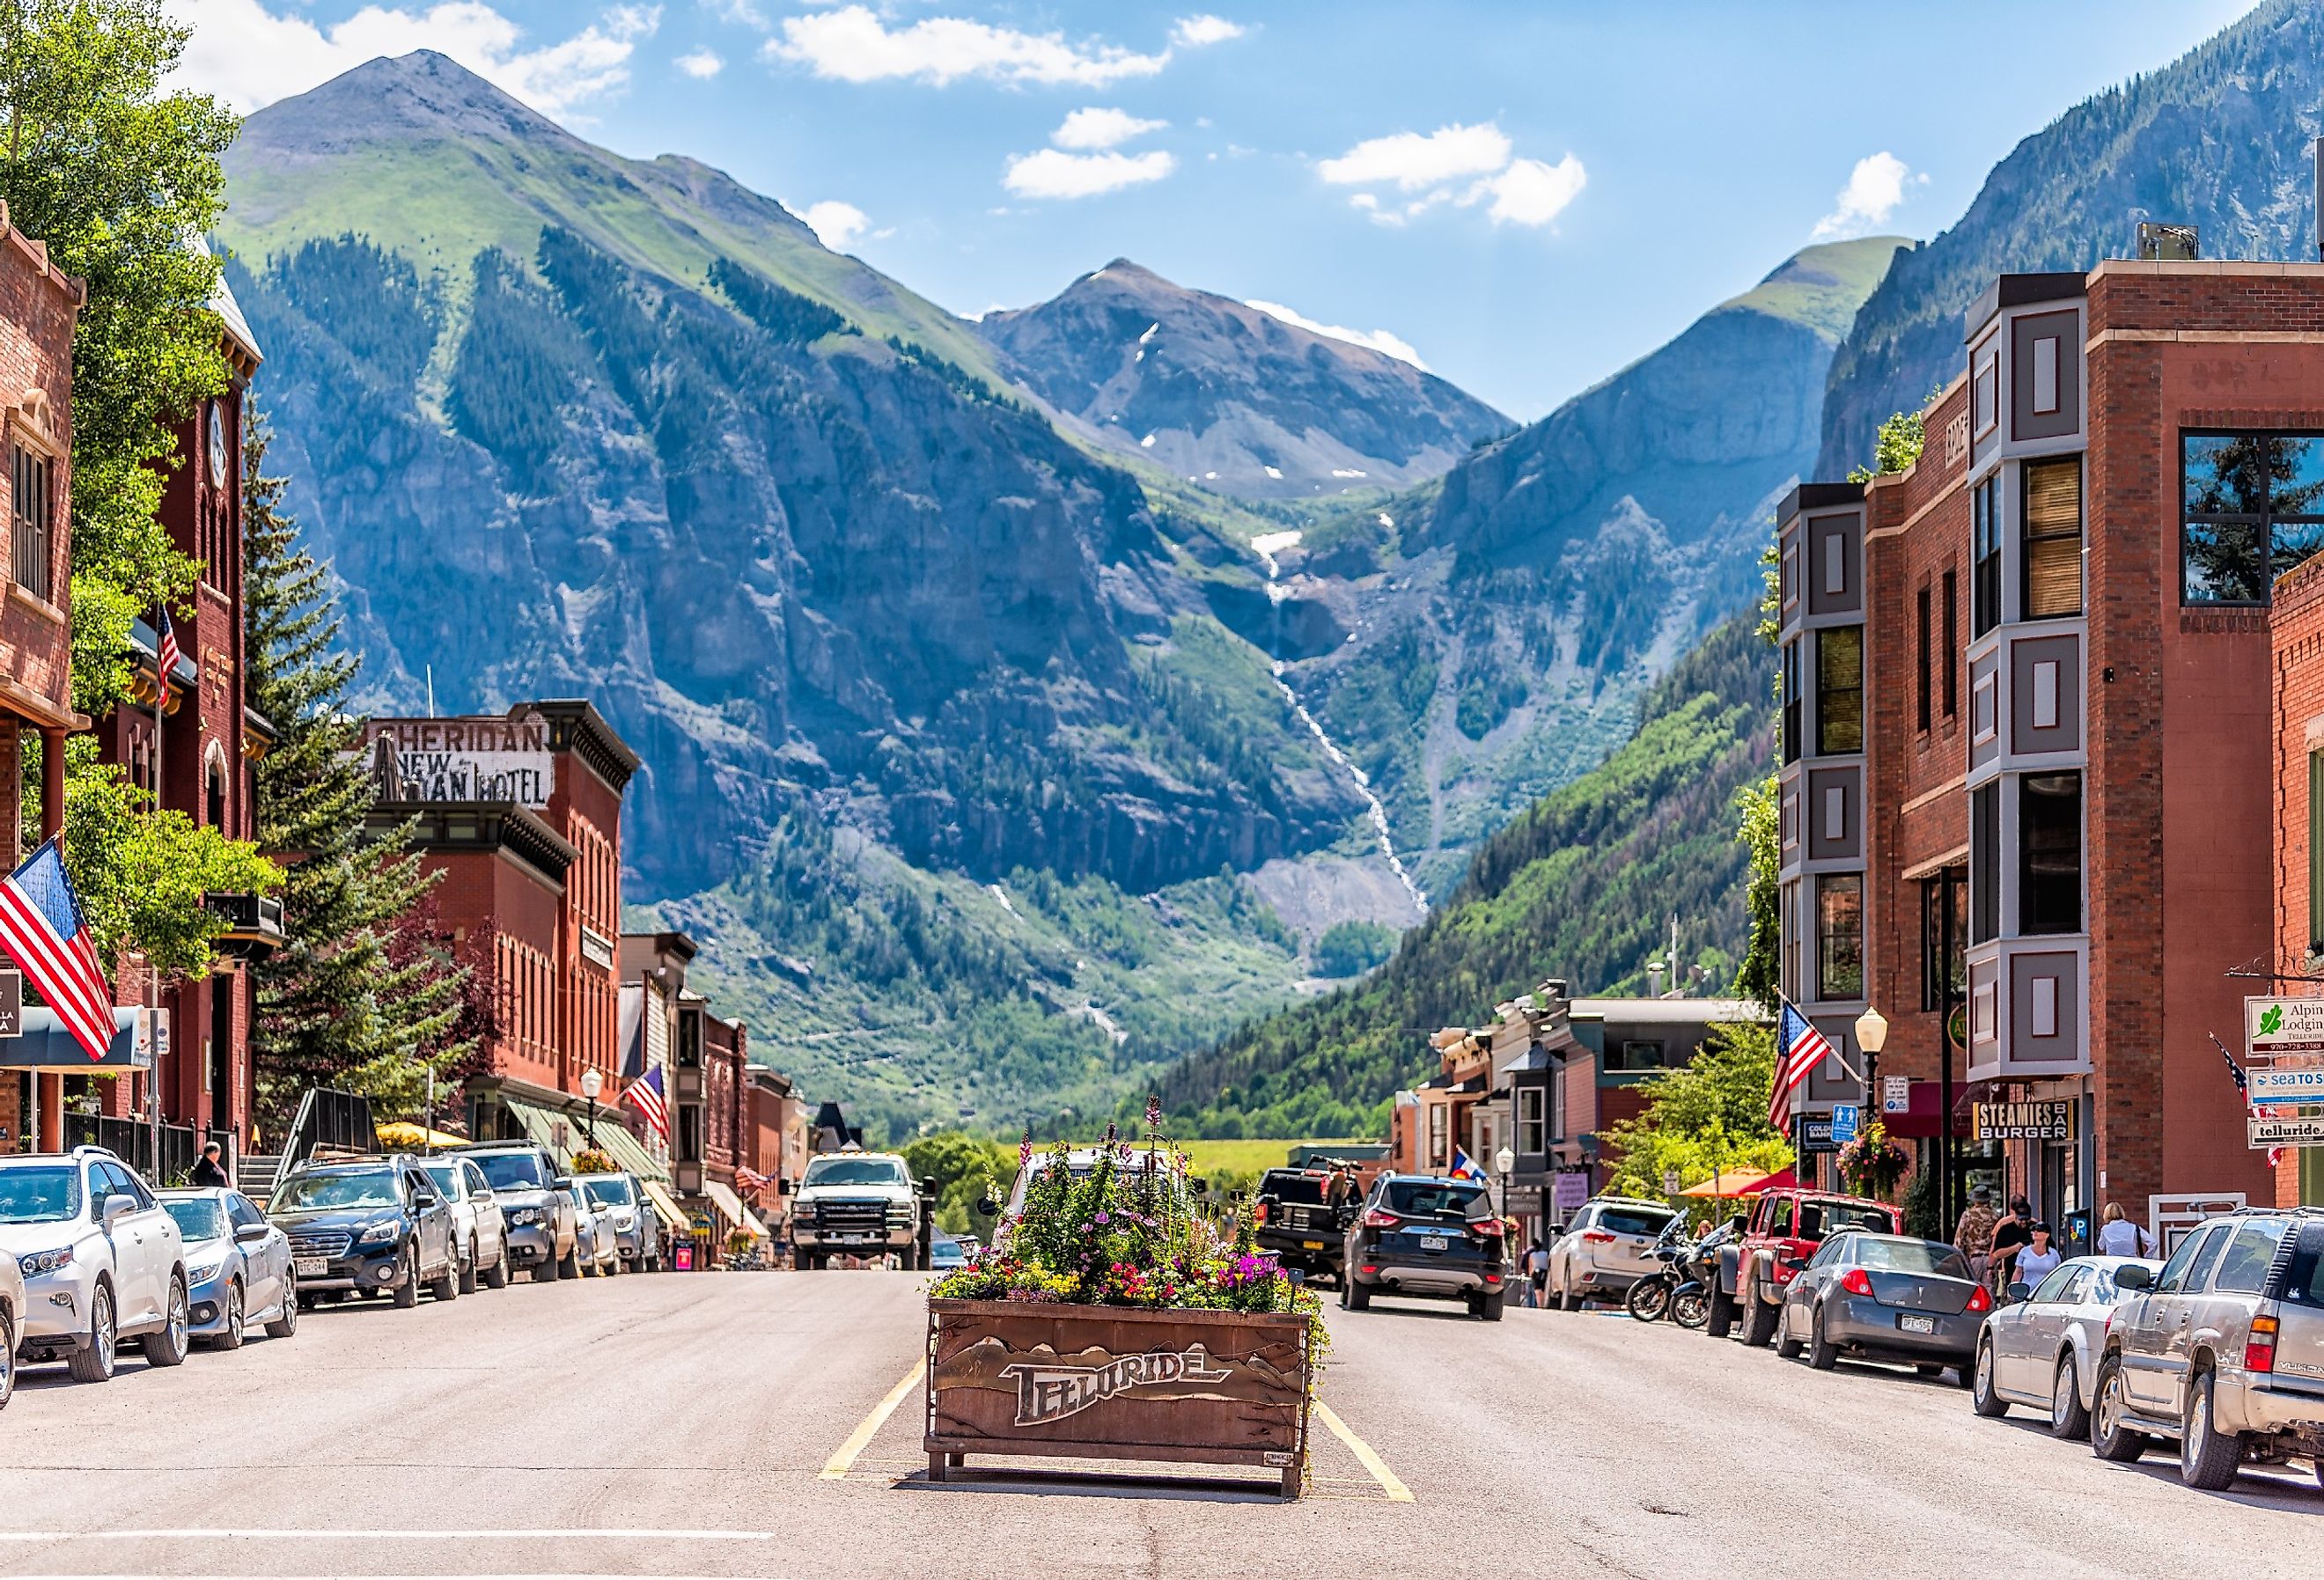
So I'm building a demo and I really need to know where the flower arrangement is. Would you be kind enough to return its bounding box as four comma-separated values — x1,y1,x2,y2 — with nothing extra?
931,1099,1327,1369
570,1149,616,1175
1836,1121,1909,1198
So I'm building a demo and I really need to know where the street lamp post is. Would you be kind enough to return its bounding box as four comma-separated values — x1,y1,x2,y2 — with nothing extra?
1495,1143,1517,1238
580,1067,603,1150
1853,1004,1888,1123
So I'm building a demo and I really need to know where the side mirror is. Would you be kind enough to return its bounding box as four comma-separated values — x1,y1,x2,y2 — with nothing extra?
553,1177,575,1192
2004,1282,2032,1304
102,1195,135,1224
2113,1262,2155,1290
233,1222,271,1244
972,1194,998,1219
411,1190,438,1211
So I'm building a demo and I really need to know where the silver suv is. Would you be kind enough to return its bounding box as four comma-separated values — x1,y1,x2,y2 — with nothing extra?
2091,1207,2324,1490
1545,1197,1678,1310
0,1147,189,1383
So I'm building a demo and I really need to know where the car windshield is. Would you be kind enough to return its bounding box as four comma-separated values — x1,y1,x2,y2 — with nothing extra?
1599,1207,1676,1238
1850,1237,1971,1278
421,1165,464,1198
584,1177,635,1207
275,1170,401,1211
474,1153,547,1190
804,1157,907,1187
0,1165,81,1224
1384,1179,1487,1218
1261,1172,1328,1205
162,1199,228,1242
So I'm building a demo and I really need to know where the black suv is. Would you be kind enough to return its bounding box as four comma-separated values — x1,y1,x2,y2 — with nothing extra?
269,1156,460,1310
1254,1167,1356,1282
1340,1172,1509,1320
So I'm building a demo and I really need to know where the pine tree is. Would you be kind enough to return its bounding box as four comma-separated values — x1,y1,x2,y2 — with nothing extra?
243,415,469,1129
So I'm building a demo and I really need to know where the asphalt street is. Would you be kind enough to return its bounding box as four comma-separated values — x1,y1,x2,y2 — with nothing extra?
0,1270,2317,1578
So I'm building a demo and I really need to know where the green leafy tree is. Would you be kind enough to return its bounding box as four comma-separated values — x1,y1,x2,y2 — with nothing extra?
1732,776,1778,1011
1847,384,1943,485
244,416,467,1127
900,1130,1016,1233
1599,1022,1793,1209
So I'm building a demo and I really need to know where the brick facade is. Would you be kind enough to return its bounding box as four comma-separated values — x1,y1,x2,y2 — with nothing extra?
2269,556,2324,1208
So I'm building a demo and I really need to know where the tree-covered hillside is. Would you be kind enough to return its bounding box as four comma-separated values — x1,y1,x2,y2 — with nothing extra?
1153,612,1772,1138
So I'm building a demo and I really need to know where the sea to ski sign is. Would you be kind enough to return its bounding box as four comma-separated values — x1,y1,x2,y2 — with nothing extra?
359,713,553,808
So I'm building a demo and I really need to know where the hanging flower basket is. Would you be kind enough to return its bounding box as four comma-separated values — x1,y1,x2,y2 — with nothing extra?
1836,1123,1909,1200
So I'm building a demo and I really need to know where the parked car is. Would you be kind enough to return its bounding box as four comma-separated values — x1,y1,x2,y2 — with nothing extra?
2089,1207,2324,1490
1340,1172,1509,1319
158,1187,298,1349
930,1231,969,1270
270,1156,459,1309
417,1156,510,1293
1710,1185,1901,1345
795,1150,926,1269
0,1203,21,1408
1254,1167,1355,1283
0,1147,188,1384
1969,1254,2159,1437
1543,1196,1678,1310
458,1143,578,1282
562,1182,619,1275
1773,1231,1988,1383
578,1172,658,1272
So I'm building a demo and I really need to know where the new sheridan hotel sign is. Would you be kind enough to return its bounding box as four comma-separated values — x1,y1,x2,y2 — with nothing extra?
361,713,553,808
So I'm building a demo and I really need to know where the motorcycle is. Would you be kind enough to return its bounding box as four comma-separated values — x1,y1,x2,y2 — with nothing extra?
1626,1227,1715,1328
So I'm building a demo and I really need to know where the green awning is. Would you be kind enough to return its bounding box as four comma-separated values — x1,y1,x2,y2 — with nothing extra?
592,1118,669,1183
503,1097,577,1163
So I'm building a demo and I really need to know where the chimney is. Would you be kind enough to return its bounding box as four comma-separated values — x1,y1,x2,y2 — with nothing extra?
2136,222,2199,262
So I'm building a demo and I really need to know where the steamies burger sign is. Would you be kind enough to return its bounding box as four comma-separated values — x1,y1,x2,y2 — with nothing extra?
360,712,553,808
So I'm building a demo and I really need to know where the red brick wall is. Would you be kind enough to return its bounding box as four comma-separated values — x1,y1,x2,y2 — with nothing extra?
2270,557,2324,1206
0,226,78,732
550,753,622,1096
421,846,564,1091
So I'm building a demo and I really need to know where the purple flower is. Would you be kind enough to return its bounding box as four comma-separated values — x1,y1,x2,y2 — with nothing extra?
1145,1093,1163,1129
1094,1210,1111,1225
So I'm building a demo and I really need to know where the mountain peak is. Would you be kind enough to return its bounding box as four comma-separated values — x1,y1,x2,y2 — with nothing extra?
236,49,576,163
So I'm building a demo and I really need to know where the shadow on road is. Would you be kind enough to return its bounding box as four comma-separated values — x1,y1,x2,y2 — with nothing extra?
895,1466,1288,1503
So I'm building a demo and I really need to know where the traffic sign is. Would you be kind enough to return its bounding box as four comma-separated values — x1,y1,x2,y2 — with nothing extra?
1830,1104,1859,1147
1661,1168,1680,1194
1882,1076,1908,1114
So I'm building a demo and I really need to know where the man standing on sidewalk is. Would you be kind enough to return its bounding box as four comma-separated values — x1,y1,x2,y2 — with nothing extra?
1952,1184,1997,1288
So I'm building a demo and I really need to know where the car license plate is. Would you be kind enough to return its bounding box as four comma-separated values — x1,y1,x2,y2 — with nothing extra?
294,1257,327,1278
1302,1239,1325,1251
1421,1235,1449,1251
1898,1313,1937,1334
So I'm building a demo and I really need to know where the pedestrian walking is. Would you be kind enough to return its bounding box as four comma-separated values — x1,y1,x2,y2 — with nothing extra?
1524,1239,1548,1308
2095,1201,2153,1258
1988,1195,2034,1292
188,1141,229,1189
1952,1184,1997,1288
2013,1222,2062,1290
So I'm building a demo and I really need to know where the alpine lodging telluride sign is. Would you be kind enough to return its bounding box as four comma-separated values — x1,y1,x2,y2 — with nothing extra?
925,1299,1312,1496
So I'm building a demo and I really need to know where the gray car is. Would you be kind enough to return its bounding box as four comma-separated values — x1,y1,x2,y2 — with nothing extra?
1776,1231,1989,1383
579,1172,658,1272
459,1144,578,1282
1970,1254,2159,1437
157,1188,298,1349
561,1185,619,1276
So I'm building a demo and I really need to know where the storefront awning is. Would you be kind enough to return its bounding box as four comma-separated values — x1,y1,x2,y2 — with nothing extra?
0,1008,151,1069
589,1117,669,1183
702,1178,767,1238
637,1177,688,1232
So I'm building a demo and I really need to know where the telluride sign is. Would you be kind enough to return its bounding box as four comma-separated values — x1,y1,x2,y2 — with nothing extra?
1003,1342,1233,1426
360,713,554,808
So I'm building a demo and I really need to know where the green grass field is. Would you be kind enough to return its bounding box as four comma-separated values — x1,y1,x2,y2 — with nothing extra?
1173,1138,1372,1177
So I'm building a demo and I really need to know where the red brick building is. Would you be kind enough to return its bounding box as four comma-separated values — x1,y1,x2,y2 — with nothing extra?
1784,256,2324,1237
0,216,86,1155
2268,553,2324,1209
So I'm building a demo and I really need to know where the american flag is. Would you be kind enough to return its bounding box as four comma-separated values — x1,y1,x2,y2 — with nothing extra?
621,1063,669,1140
2213,1033,2287,1169
1771,1000,1835,1134
736,1165,770,1194
153,606,180,709
0,838,116,1062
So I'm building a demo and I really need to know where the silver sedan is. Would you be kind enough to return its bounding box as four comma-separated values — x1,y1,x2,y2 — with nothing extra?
1970,1254,2161,1436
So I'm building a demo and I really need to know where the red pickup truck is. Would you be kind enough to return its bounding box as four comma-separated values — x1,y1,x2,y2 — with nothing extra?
1707,1185,1901,1345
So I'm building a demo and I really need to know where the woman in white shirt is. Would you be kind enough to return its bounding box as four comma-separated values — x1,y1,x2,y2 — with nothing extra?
2013,1222,2063,1289
2095,1201,2151,1258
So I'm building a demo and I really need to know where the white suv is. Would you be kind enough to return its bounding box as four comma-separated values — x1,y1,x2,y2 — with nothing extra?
0,1147,189,1382
1546,1196,1680,1310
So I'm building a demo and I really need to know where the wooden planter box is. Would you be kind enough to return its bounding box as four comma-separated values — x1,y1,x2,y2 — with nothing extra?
924,1297,1313,1497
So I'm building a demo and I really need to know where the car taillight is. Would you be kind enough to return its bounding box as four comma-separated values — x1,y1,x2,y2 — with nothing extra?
1485,1271,1502,1283
1361,1208,1400,1229
2245,1312,2279,1374
1581,1231,1616,1245
1841,1268,1873,1297
1966,1284,1992,1313
1360,1264,1379,1275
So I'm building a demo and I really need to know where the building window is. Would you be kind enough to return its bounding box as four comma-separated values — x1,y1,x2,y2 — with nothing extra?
2019,771,2083,935
1814,873,1863,1001
2311,751,2324,957
1971,474,2004,636
1971,783,2000,944
1916,584,1932,732
1607,1040,1666,1072
1919,869,1968,1012
11,444,50,601
1815,626,1863,755
1780,879,1801,1001
1517,1086,1545,1156
2183,432,2324,604
2021,457,2082,618
1427,1103,1447,1169
1942,569,1960,717
676,1103,702,1164
1780,640,1800,765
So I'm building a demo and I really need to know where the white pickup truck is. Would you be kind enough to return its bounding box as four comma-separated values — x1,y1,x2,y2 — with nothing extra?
791,1151,925,1269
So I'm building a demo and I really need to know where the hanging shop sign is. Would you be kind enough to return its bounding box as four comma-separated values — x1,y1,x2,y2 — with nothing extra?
2247,996,2324,1056
2248,1065,2324,1104
2249,1113,2324,1147
1972,1099,2076,1142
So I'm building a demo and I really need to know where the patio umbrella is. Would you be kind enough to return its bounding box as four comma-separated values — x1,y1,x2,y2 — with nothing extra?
1679,1167,1770,1197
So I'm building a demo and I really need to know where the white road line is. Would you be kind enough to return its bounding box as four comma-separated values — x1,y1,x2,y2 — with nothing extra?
0,1530,782,1542
1311,1400,1415,1503
820,1357,927,1480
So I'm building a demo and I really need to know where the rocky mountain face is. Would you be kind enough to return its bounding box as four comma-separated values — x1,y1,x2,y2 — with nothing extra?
1820,0,2324,474
975,260,1508,499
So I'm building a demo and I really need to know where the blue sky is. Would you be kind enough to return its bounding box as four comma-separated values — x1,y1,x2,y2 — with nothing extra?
180,1,2259,420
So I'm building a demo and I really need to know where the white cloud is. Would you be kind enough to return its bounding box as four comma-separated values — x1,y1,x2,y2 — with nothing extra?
801,200,872,249
167,0,659,116
1246,298,1428,371
675,47,724,77
703,0,767,26
769,4,1167,86
1464,153,1586,228
1170,14,1244,48
1004,148,1175,200
1317,121,1511,190
1053,107,1166,151
1812,151,1925,240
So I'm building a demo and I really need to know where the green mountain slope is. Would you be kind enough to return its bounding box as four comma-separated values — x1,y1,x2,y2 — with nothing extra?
1820,0,2324,474
1155,613,1772,1137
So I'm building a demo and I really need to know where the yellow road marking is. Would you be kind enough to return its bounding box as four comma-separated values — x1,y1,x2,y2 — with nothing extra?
820,1359,926,1481
1312,1400,1414,1503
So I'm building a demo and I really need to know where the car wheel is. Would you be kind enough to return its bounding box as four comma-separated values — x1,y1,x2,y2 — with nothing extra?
1705,1282,1737,1340
265,1274,299,1340
1556,1273,1580,1312
2181,1371,2243,1490
1479,1290,1504,1322
1775,1303,1803,1360
296,1292,318,1312
482,1249,509,1290
0,1305,15,1410
459,1242,479,1296
2050,1352,2090,1439
430,1253,460,1302
2091,1353,2149,1462
212,1280,246,1352
1805,1304,1839,1371
393,1247,421,1309
1915,1363,1945,1378
1971,1339,2009,1416
559,1245,582,1279
1739,1279,1778,1349
66,1281,115,1383
534,1247,561,1282
140,1276,189,1368
1346,1275,1371,1312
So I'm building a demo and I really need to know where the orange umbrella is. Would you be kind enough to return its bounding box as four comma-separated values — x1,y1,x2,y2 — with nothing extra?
1680,1167,1771,1198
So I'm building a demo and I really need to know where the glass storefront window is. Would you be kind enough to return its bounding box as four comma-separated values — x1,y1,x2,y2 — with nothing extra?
1815,873,1863,1002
